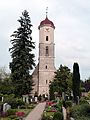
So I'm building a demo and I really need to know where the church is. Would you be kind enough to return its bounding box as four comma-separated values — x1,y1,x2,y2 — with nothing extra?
32,13,56,97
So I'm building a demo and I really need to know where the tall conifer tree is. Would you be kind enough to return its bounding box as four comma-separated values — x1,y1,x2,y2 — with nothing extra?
49,65,72,100
72,62,80,104
9,10,35,96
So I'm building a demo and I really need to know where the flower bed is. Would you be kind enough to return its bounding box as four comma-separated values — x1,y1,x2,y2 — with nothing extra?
42,100,63,120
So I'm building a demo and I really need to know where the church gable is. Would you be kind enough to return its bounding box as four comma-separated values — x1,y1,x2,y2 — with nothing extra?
32,63,39,76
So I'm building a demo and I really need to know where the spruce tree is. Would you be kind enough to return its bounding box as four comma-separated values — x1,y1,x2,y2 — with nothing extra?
72,62,80,104
9,10,35,97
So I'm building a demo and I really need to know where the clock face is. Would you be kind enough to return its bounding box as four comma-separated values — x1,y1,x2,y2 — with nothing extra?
45,28,49,32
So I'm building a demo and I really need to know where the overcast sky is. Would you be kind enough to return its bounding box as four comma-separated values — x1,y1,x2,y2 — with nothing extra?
0,0,90,80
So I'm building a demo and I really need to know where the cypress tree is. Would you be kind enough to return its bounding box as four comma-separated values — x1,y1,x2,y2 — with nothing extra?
72,62,80,104
9,10,35,97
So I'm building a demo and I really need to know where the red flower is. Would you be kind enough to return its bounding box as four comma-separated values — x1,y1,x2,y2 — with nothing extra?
16,111,25,117
46,101,55,106
50,110,57,112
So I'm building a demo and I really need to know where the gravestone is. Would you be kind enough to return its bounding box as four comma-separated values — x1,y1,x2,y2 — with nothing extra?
2,97,4,102
22,95,29,104
3,103,11,112
35,97,38,102
31,98,32,102
62,92,65,100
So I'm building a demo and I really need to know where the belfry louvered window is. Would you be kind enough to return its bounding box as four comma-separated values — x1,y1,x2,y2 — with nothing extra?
45,65,47,69
46,46,49,55
46,80,48,84
46,36,48,41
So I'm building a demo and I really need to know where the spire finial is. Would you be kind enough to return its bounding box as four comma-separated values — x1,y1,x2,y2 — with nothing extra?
46,7,48,18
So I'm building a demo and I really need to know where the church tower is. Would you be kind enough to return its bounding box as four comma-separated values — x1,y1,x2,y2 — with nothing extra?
38,14,56,96
32,12,56,96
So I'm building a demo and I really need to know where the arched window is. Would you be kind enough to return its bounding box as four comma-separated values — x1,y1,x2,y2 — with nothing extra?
46,46,49,55
46,36,48,41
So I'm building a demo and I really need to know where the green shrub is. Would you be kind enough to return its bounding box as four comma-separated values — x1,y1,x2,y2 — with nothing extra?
14,118,19,120
42,116,52,120
70,105,81,118
62,100,72,108
27,105,34,109
80,104,90,117
8,99,17,108
65,100,72,108
71,104,90,119
8,114,17,119
87,91,90,99
73,116,90,120
20,105,26,109
42,114,52,120
3,94,15,102
79,97,89,105
56,101,62,112
7,98,25,109
53,111,63,120
7,109,17,116
3,95,25,109
16,99,25,106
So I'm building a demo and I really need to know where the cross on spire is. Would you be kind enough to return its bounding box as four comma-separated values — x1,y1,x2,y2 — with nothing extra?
46,7,48,18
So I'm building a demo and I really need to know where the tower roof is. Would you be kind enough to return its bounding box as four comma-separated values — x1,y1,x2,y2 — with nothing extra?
38,17,55,29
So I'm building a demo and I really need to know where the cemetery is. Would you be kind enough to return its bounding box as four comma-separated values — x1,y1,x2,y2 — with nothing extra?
0,75,90,120
0,1,90,119
0,94,37,119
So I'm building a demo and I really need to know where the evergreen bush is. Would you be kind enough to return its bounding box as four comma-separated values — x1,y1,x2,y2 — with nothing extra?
7,109,17,116
71,104,90,119
53,111,63,120
79,97,88,105
65,100,72,108
42,114,52,120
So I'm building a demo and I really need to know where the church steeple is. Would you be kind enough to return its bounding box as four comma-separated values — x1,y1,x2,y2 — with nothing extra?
32,12,56,97
38,13,56,96
46,7,48,18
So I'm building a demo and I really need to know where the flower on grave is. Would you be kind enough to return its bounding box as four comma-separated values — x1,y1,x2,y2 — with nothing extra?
46,101,55,106
15,111,25,118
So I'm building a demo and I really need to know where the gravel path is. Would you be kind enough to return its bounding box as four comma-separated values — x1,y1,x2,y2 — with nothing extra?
25,102,46,120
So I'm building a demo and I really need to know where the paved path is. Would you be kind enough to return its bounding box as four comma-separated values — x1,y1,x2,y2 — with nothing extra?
25,102,46,120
